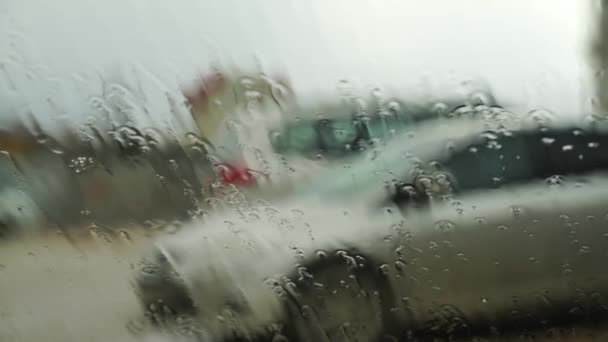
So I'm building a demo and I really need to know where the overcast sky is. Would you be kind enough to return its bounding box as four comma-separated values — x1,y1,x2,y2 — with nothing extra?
0,0,596,129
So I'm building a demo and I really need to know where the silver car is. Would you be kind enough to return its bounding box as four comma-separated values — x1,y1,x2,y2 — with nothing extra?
133,116,608,341
134,174,608,341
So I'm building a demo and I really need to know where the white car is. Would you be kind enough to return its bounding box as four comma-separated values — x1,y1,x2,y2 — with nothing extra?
132,115,608,341
134,174,608,341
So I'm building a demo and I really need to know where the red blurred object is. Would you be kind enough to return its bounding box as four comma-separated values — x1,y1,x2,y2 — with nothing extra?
183,69,227,107
215,162,258,187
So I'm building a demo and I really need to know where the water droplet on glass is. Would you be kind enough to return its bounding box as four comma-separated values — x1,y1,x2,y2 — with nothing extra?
497,225,509,231
546,175,565,186
435,220,455,232
579,245,592,254
379,264,390,276
541,137,556,145
511,206,523,217
119,230,132,242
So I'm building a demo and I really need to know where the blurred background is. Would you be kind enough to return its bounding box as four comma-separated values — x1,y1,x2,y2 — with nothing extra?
0,0,594,119
0,0,597,225
0,0,607,341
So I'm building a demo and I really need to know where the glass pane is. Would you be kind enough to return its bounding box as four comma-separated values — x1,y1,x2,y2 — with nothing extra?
2,1,607,341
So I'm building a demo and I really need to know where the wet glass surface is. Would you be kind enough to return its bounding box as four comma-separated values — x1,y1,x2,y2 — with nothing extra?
2,1,608,341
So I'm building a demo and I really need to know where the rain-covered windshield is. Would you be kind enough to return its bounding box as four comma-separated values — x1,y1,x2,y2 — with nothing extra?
4,1,608,342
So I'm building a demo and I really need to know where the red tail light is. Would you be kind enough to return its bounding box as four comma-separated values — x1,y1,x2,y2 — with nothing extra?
214,162,262,187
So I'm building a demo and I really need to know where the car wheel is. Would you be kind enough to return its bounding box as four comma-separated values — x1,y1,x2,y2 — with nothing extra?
277,249,400,342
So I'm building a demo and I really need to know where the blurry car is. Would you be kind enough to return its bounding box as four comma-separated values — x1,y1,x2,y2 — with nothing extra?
183,68,504,188
0,67,293,234
133,111,608,340
278,114,608,211
134,173,608,341
268,87,499,161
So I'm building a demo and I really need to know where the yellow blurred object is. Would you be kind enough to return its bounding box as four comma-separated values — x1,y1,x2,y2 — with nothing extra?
183,68,292,143
184,70,231,141
0,129,39,156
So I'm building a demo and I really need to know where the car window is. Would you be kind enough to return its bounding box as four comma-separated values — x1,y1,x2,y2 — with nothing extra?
444,128,608,190
390,127,608,207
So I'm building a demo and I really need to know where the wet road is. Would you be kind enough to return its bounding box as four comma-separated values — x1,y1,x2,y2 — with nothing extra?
0,225,167,342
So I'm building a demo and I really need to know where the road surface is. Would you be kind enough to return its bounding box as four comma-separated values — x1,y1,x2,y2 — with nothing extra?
1,224,608,341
